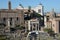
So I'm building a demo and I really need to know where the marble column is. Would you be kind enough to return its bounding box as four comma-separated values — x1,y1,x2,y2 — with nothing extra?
7,18,10,27
56,21,59,33
12,18,15,28
5,18,10,32
35,23,37,31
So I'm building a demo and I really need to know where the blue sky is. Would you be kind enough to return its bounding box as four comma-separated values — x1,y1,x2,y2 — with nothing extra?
0,0,60,12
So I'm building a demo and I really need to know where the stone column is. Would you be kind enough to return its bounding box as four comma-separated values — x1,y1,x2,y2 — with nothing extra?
7,18,10,27
5,18,10,32
12,18,15,28
36,23,37,31
56,21,59,33
35,23,39,31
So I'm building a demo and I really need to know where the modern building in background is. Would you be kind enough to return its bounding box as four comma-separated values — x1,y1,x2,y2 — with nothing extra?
16,3,44,15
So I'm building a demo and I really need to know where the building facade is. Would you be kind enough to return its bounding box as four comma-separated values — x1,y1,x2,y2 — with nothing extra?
45,9,60,33
0,1,24,32
16,3,44,15
28,18,39,31
16,3,44,31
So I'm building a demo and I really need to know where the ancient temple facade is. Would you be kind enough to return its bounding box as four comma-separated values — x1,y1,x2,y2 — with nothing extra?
45,9,60,33
0,1,24,31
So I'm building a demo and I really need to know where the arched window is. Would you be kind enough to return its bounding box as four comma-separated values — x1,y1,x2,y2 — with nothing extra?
3,18,6,22
10,18,12,25
17,17,18,21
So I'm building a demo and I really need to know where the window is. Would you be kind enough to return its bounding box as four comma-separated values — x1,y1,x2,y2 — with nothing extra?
17,17,18,21
47,16,49,21
38,9,41,13
53,24,54,27
10,18,12,26
30,25,32,31
41,17,43,20
3,18,6,22
33,24,35,27
39,27,41,30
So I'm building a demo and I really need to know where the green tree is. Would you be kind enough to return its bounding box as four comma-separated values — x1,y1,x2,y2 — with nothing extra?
44,28,55,37
0,35,6,40
16,25,25,30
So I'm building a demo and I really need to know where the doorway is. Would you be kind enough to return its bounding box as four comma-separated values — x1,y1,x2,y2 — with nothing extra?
59,21,60,32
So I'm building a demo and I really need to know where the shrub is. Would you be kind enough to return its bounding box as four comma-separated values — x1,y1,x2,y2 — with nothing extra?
44,28,55,37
